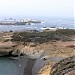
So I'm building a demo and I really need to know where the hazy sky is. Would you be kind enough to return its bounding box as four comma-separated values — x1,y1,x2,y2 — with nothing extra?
0,0,74,18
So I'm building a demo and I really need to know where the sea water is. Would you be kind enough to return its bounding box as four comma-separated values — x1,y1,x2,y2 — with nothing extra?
0,18,74,32
0,56,38,75
0,57,18,75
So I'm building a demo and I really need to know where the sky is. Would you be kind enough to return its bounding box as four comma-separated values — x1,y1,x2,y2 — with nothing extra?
0,0,74,18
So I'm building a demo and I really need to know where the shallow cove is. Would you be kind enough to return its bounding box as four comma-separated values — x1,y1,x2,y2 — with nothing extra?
0,56,65,75
0,57,36,75
0,57,19,75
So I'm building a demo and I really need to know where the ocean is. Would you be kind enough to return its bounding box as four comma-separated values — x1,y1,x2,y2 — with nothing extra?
0,17,74,32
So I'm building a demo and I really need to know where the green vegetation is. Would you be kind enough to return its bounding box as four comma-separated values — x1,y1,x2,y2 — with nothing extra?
11,29,75,43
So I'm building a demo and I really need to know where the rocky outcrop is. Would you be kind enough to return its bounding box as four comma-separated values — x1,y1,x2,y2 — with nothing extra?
50,56,75,75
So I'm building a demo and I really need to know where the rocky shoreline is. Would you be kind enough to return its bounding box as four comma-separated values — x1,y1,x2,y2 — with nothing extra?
0,29,75,75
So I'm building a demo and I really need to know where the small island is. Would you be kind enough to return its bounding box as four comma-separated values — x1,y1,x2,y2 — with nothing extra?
0,18,41,25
